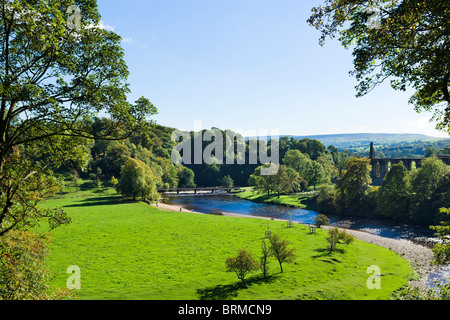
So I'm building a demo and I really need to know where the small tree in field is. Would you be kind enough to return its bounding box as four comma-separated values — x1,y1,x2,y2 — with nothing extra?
260,240,271,280
268,234,296,273
225,249,259,289
326,227,355,253
314,214,330,228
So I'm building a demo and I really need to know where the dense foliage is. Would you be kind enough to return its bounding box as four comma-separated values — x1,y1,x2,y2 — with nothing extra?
317,156,450,225
0,0,155,299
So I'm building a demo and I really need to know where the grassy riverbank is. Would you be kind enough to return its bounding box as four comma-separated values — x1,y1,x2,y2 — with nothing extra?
40,191,414,300
232,188,317,210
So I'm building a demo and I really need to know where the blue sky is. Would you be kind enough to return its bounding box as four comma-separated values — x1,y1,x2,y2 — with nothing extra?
97,0,448,138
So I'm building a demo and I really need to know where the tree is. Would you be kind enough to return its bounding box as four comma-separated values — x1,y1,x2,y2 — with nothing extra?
260,240,271,280
0,1,156,299
268,233,296,273
314,214,330,228
0,0,156,235
376,163,410,220
282,150,311,174
205,162,221,186
248,164,296,197
305,160,328,190
409,157,450,223
317,154,338,182
316,184,336,214
308,0,450,132
285,166,308,193
71,171,80,192
248,164,276,196
225,249,259,289
156,157,179,188
326,227,355,253
96,177,102,190
116,158,159,201
289,138,327,161
99,143,132,177
334,157,372,214
0,230,71,300
109,176,119,188
272,165,295,198
221,175,234,188
177,166,196,188
0,147,70,237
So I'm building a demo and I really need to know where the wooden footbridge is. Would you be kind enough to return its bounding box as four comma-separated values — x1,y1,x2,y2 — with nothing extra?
157,186,238,194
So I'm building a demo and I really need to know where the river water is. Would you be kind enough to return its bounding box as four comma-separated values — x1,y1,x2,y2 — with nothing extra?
164,193,436,242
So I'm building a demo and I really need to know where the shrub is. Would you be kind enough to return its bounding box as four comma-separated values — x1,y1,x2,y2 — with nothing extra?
0,231,72,300
326,227,355,253
225,249,259,288
314,214,330,228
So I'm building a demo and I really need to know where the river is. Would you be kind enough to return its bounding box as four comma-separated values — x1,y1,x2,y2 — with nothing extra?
164,193,436,243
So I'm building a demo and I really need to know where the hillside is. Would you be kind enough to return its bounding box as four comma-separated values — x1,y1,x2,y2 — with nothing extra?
285,133,446,149
243,132,449,159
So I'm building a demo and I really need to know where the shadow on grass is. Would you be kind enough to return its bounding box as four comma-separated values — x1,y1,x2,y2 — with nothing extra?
62,196,137,208
311,247,345,259
196,275,276,300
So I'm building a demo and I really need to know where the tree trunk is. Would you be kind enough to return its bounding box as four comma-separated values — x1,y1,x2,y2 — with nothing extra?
240,278,248,289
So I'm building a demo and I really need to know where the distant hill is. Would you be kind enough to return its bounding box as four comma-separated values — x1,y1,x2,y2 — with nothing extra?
245,133,449,158
279,133,449,158
284,133,446,149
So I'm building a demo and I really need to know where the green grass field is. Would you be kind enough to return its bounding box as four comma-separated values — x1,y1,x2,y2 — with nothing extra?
40,192,415,300
233,189,317,209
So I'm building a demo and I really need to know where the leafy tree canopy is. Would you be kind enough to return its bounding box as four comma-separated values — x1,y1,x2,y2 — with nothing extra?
0,0,157,236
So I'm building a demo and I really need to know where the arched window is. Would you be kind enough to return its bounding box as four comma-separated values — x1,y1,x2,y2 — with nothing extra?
375,162,381,178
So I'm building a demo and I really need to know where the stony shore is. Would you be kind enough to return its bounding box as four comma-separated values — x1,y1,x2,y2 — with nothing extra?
151,201,438,291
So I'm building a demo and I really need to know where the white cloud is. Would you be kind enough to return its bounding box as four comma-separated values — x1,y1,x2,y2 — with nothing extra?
87,21,148,49
407,116,448,137
122,37,135,44
408,116,432,129
97,20,115,32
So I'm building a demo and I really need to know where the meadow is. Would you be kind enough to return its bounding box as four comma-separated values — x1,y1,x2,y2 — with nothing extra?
232,188,317,209
41,190,414,300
